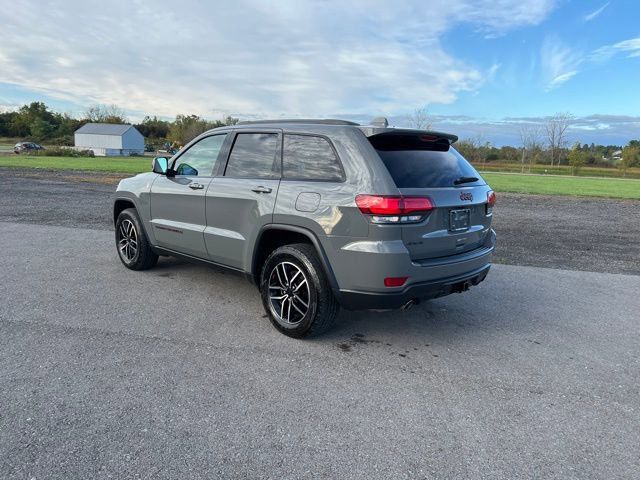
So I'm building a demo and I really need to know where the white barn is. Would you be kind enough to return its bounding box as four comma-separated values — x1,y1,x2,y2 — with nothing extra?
74,123,144,156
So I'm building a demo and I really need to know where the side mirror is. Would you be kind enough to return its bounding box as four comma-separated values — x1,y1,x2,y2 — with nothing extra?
152,157,168,174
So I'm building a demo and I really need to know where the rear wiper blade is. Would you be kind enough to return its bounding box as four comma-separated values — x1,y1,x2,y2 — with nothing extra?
453,176,479,185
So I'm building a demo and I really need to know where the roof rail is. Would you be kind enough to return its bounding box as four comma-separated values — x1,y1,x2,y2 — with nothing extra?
237,119,360,126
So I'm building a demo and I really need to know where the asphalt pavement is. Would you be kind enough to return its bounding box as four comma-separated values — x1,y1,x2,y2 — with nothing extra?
1,221,639,479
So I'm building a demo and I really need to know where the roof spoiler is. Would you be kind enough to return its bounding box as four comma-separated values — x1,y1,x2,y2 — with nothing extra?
367,128,457,143
367,129,458,152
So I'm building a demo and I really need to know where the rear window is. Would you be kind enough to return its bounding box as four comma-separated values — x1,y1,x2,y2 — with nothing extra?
283,134,344,181
374,142,483,188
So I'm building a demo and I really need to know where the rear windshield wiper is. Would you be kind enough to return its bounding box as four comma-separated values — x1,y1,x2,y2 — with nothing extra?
453,176,479,185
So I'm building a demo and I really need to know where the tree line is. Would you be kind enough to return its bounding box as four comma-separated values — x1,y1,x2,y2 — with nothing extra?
408,108,640,174
2,102,639,171
0,102,238,147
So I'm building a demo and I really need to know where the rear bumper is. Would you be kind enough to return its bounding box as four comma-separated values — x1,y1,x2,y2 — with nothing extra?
337,264,491,310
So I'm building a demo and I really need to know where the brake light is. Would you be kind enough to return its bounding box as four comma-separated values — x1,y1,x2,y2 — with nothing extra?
355,195,433,214
384,276,408,287
486,190,496,214
487,191,496,207
355,195,433,224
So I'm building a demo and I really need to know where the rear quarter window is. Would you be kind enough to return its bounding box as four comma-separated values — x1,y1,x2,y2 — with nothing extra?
375,146,484,188
283,134,344,181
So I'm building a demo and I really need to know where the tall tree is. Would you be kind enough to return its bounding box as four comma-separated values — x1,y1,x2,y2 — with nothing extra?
135,116,170,138
408,106,432,130
168,114,210,145
30,118,54,139
519,125,543,173
168,114,238,144
545,112,572,167
84,104,128,124
10,102,56,137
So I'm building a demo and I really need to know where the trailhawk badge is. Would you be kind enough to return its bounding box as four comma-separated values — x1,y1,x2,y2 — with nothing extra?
459,192,473,201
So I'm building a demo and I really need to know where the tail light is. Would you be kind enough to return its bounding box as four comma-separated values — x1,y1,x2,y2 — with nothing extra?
486,190,496,214
355,195,433,224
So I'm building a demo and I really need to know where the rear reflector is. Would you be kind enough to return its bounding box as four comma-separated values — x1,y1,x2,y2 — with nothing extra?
355,195,434,215
384,276,408,287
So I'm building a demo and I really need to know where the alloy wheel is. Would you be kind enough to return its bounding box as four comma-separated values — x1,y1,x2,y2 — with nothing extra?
267,261,311,326
118,219,138,262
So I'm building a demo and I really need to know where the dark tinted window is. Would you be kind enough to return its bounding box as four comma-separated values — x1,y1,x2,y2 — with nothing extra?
376,147,484,188
225,133,279,178
283,135,344,181
174,134,227,176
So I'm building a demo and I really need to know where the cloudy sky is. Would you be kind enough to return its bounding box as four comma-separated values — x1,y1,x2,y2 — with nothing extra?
1,0,638,145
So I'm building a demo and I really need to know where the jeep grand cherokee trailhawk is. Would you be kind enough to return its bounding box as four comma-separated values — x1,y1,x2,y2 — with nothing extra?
113,119,496,337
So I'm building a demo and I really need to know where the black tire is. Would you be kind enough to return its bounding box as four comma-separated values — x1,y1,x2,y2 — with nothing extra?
115,208,158,270
260,243,339,338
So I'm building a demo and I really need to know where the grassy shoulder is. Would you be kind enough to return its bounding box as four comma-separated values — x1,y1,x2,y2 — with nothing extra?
482,172,640,200
0,155,150,174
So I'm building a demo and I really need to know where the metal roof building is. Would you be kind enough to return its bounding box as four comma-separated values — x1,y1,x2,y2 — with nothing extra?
74,123,144,156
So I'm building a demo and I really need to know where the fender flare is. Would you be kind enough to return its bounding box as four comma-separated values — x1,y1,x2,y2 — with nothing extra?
112,196,138,225
252,224,339,292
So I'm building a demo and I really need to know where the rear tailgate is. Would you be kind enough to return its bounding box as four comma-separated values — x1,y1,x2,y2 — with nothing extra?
398,185,492,260
368,131,493,261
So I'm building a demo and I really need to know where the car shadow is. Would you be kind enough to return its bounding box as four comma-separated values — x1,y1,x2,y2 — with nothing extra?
149,255,513,347
325,299,487,342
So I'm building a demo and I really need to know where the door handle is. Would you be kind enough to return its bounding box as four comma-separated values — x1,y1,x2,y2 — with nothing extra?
188,183,204,190
251,186,272,194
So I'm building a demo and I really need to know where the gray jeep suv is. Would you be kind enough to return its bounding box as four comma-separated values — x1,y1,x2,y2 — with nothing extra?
113,119,496,337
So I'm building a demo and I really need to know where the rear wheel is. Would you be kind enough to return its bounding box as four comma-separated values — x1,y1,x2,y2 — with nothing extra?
115,208,158,270
260,243,339,338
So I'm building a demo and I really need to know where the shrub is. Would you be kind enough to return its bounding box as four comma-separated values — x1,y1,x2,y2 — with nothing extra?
47,135,74,146
620,146,640,175
32,147,95,157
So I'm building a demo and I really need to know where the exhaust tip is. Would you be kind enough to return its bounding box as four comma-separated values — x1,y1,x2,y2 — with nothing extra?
401,299,420,311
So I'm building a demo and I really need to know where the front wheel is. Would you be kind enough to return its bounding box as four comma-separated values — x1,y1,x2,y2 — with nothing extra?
260,243,339,338
115,208,158,270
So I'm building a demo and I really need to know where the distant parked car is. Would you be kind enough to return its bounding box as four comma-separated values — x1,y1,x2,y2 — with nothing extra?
14,142,44,154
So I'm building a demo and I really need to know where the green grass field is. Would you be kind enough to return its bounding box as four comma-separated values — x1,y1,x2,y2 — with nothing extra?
1,155,639,200
0,155,150,175
482,172,640,200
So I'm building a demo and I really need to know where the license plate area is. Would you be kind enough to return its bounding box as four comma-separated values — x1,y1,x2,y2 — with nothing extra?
449,208,470,232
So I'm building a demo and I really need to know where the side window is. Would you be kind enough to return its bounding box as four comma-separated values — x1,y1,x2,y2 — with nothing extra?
224,133,279,179
174,134,227,176
283,135,344,181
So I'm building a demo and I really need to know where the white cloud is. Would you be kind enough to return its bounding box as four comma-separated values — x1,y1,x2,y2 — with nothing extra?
0,0,556,118
584,2,610,22
392,113,640,146
591,37,640,62
540,36,583,90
